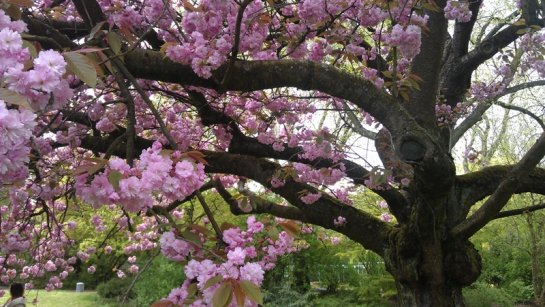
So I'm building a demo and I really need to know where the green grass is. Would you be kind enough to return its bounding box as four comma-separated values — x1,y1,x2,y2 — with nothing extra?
23,290,118,307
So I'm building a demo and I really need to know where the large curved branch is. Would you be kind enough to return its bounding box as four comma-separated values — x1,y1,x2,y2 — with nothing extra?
122,49,412,137
462,0,543,74
456,165,545,217
22,15,78,50
228,133,411,219
73,133,391,254
124,49,457,193
452,131,545,239
203,151,392,255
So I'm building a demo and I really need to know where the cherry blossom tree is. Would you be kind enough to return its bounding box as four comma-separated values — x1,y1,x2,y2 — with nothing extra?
1,0,545,306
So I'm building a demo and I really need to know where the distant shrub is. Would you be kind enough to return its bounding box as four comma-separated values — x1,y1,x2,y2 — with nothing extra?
463,282,513,307
312,289,390,307
505,279,534,302
262,286,316,307
130,255,186,307
97,276,135,300
354,275,396,306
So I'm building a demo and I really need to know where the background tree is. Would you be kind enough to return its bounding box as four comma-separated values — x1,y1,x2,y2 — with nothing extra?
2,0,545,306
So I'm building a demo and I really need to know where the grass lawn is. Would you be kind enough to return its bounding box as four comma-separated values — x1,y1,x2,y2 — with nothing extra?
20,290,118,307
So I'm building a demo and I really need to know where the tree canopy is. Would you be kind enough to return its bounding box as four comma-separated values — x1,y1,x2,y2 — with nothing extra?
1,0,545,306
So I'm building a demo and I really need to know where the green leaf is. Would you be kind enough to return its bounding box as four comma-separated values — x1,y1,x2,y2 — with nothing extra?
202,276,223,290
108,170,123,192
22,40,37,58
240,197,249,209
249,198,257,210
381,70,393,78
240,280,263,305
64,52,98,88
89,21,107,39
0,88,33,111
407,77,421,90
212,282,233,307
107,31,122,55
316,136,324,146
159,149,174,157
268,226,279,243
399,90,410,101
203,276,224,290
182,230,203,247
324,143,332,153
187,282,198,297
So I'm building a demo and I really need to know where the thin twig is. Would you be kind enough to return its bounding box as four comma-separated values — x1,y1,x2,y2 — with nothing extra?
196,190,223,244
120,249,161,307
111,57,179,150
221,0,253,87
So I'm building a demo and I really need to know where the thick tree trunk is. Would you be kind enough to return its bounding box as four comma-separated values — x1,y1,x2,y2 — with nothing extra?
395,280,465,307
384,202,482,307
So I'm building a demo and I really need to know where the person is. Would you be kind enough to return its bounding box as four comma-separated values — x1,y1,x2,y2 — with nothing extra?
2,283,26,307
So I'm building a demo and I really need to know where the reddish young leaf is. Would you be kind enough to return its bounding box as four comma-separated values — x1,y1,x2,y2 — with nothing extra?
220,222,238,232
150,300,181,307
188,224,209,235
279,220,301,238
233,282,246,307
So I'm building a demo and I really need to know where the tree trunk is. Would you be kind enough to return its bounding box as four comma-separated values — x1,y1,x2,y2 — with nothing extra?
395,281,465,307
384,210,482,307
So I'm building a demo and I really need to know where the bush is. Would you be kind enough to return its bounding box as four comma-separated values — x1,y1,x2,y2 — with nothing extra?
262,286,316,307
505,279,534,302
355,275,396,306
463,282,513,307
312,289,390,307
97,276,135,300
130,255,186,307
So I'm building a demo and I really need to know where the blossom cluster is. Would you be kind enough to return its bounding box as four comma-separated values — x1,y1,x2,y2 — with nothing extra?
162,216,298,306
385,24,422,59
0,101,36,186
436,101,471,124
444,1,472,22
1,9,73,112
75,142,206,212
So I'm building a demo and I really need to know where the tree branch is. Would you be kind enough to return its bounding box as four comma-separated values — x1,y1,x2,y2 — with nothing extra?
452,131,545,239
122,49,412,137
455,165,545,221
71,0,106,29
203,151,391,255
213,180,307,221
493,203,545,220
495,100,545,130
